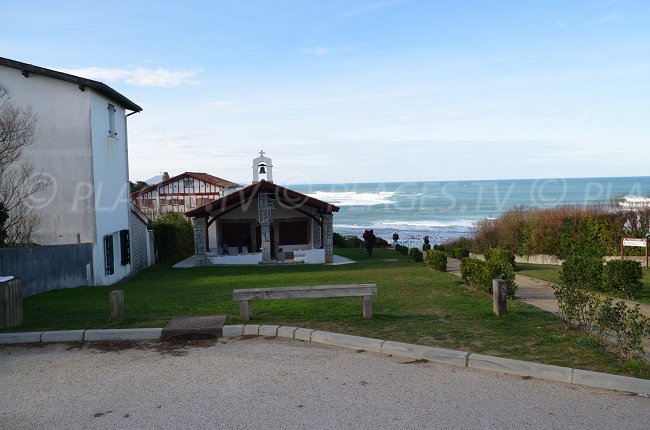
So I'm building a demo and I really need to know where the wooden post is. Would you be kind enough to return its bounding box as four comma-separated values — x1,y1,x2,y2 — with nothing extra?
492,279,507,317
110,290,124,321
239,300,252,321
363,295,373,319
0,278,23,329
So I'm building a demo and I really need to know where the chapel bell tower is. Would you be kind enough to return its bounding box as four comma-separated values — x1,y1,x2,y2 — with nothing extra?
252,150,273,184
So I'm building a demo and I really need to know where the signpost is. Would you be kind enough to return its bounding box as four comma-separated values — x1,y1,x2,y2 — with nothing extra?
621,238,648,269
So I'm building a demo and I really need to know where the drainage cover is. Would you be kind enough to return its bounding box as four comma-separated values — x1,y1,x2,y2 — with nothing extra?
161,315,227,341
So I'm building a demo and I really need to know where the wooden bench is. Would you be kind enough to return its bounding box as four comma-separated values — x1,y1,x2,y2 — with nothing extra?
232,284,378,321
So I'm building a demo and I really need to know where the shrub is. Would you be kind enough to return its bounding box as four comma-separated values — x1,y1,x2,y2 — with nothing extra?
460,258,490,292
553,283,650,360
409,247,423,262
461,255,517,299
375,237,390,248
152,212,194,263
440,237,473,259
395,244,409,255
485,252,517,299
425,249,447,271
602,260,643,298
333,233,364,248
559,255,604,292
484,248,516,270
422,243,431,251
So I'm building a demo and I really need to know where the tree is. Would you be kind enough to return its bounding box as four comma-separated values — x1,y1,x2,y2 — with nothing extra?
0,84,47,245
130,180,149,193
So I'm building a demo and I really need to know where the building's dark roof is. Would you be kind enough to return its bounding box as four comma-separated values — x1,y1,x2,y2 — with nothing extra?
132,172,241,197
0,57,142,112
185,180,340,218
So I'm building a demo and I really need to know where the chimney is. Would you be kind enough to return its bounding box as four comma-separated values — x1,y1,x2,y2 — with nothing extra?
162,172,170,182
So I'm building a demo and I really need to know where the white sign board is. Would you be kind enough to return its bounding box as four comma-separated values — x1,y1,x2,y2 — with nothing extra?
622,238,647,247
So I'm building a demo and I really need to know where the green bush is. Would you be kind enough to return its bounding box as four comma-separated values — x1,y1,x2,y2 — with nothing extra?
422,243,431,251
484,248,516,270
553,283,650,360
409,247,423,262
602,260,643,298
333,233,364,248
375,237,390,248
152,212,194,263
559,255,604,292
461,255,517,299
485,252,517,299
425,249,447,271
395,244,409,255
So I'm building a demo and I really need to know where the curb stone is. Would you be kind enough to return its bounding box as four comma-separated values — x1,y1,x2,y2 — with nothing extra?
468,353,572,384
42,330,85,343
1,326,649,395
84,328,162,341
0,332,42,344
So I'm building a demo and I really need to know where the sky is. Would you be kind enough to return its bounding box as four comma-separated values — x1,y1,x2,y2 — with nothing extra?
1,0,649,185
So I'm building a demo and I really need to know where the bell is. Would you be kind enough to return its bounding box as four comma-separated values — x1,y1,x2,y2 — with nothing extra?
259,165,266,174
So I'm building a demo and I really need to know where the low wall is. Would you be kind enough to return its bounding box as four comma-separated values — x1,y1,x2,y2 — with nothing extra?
0,244,93,297
470,253,646,266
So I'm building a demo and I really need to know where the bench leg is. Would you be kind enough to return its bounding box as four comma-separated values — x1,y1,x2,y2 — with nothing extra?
240,300,252,321
363,295,372,319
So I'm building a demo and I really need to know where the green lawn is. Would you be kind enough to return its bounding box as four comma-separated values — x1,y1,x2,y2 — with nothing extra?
516,263,562,284
516,262,650,304
10,248,649,378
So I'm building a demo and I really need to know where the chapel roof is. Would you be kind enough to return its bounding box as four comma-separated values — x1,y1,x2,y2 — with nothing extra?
185,180,340,218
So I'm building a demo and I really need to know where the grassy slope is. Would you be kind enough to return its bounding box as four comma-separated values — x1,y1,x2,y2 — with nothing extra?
13,248,647,378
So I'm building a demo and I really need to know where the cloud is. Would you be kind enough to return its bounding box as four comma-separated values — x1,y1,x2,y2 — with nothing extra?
57,66,202,87
205,100,236,108
302,47,334,56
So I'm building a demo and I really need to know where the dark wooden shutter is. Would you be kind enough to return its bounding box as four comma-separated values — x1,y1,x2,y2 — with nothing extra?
120,229,130,265
104,234,114,275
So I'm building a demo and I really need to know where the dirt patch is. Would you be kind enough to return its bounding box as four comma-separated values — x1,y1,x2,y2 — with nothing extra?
76,339,220,356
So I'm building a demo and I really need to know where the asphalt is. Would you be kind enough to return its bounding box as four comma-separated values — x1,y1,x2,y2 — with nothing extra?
1,338,648,430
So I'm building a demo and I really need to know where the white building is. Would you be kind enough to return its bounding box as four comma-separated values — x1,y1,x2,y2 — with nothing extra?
0,56,148,285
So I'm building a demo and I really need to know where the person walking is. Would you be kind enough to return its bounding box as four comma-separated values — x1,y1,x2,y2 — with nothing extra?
366,229,376,258
392,232,399,247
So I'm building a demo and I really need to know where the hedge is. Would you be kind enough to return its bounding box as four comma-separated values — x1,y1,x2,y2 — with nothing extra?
425,249,447,272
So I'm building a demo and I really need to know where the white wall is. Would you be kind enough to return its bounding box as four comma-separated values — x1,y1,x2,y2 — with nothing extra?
0,66,96,245
89,91,132,285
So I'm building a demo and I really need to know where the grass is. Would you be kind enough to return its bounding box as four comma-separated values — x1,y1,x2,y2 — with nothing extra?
516,262,650,304
516,263,561,284
9,248,650,378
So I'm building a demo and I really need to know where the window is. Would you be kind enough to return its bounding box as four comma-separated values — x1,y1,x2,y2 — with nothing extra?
104,234,114,275
279,220,309,245
183,177,194,192
107,103,116,137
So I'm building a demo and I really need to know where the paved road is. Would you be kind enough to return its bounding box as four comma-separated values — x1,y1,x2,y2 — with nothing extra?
1,338,648,430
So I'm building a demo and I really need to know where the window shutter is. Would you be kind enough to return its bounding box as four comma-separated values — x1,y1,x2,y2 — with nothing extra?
120,229,130,265
104,234,114,275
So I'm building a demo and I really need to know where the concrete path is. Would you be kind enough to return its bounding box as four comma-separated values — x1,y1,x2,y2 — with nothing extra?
1,338,648,430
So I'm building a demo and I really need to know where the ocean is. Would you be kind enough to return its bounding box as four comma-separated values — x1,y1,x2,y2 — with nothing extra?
290,176,650,247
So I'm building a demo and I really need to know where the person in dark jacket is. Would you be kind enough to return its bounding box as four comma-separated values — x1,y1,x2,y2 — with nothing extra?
366,229,376,257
